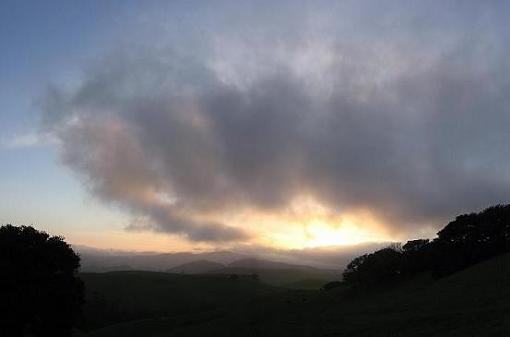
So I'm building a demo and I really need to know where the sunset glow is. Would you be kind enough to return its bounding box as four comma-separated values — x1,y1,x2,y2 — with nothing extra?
2,1,509,254
2,3,509,335
304,220,386,248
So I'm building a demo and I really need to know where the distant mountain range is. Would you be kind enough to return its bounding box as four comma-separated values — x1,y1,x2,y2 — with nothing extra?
78,250,248,272
167,260,226,274
163,257,340,287
227,258,322,271
76,242,388,275
78,248,344,287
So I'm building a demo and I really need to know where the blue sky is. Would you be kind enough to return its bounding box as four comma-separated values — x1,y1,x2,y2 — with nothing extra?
0,1,136,243
0,1,134,130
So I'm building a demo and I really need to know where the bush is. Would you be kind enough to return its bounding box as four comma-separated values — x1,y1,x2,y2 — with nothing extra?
342,205,510,288
0,225,84,337
343,246,403,288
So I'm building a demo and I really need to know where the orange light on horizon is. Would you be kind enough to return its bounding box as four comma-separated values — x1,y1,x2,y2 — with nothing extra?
63,195,397,252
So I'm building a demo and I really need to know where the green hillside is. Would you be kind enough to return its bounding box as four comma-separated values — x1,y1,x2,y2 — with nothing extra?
76,253,510,337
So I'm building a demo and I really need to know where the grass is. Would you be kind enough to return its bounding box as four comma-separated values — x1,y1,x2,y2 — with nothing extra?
76,253,510,336
206,267,337,287
78,271,280,332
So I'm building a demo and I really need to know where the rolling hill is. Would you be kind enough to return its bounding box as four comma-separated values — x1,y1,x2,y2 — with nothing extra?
167,260,225,274
76,242,385,273
161,257,340,288
77,271,279,332
75,253,510,337
79,250,247,272
205,258,340,287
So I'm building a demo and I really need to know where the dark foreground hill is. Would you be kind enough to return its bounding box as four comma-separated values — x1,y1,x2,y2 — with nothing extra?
207,266,337,288
77,271,280,333
75,253,510,337
166,258,340,288
207,258,339,287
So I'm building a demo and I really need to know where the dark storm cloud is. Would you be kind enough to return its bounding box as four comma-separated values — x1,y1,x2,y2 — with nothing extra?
43,1,510,242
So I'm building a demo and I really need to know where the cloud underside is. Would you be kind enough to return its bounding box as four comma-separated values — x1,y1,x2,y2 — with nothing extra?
43,1,510,243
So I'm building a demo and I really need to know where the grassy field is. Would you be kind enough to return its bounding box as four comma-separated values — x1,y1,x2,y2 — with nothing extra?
206,266,337,287
77,271,280,332
76,253,510,336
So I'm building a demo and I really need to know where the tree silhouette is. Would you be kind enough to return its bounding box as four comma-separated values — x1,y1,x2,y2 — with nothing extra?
342,254,369,285
402,239,429,253
343,204,510,287
0,225,84,337
343,247,403,287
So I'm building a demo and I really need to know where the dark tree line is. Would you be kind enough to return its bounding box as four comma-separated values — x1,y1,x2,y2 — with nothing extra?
343,205,510,288
0,225,84,337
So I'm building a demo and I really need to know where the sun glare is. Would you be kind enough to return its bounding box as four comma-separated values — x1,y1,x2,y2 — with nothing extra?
304,220,382,248
248,196,393,249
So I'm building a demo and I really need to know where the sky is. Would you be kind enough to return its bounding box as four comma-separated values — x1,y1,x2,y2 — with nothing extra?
2,1,510,253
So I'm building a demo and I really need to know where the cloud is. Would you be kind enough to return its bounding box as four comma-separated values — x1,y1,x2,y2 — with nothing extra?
42,1,510,243
1,132,56,149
